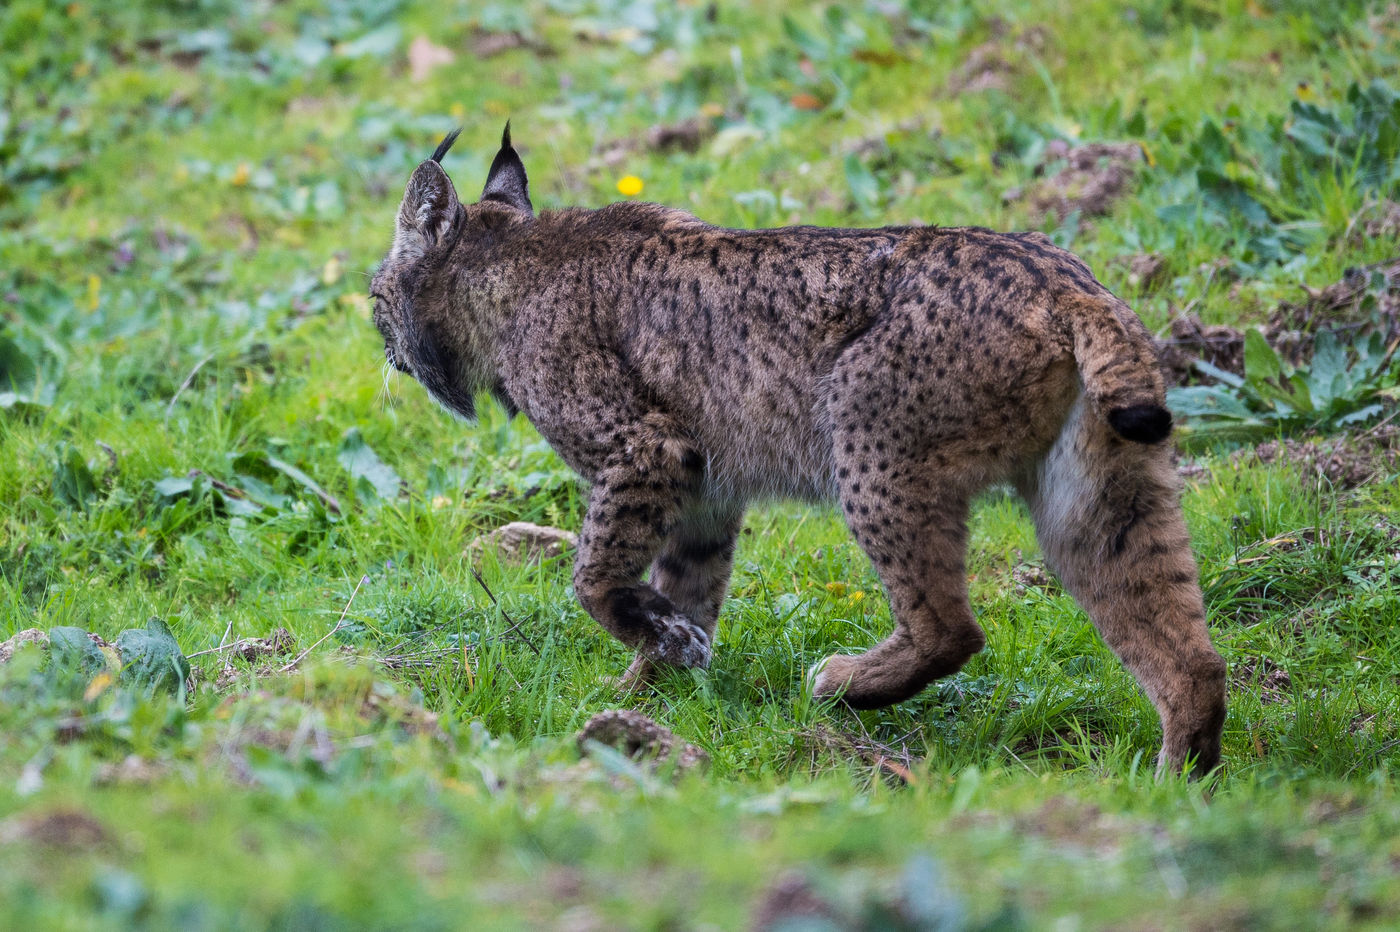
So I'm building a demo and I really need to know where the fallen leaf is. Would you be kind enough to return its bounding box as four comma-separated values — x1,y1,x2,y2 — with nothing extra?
408,35,454,83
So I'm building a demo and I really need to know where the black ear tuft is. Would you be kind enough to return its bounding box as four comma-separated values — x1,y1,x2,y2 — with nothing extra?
431,127,462,164
481,120,532,214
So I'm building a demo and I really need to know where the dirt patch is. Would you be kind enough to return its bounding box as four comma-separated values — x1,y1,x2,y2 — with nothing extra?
1114,252,1170,293
944,23,1048,95
1232,427,1400,488
1266,256,1400,362
1011,554,1061,595
1231,655,1292,704
750,871,843,931
587,115,719,173
645,116,718,154
1361,200,1400,241
230,627,296,663
470,521,577,563
468,28,554,59
784,723,919,784
1012,726,1107,763
0,809,110,849
1004,140,1144,225
0,628,48,664
1156,314,1245,386
575,709,708,775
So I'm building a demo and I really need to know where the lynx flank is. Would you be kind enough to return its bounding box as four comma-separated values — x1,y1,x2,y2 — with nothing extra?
370,127,1227,777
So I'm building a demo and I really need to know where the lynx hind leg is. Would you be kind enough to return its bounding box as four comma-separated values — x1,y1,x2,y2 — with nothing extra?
810,456,987,708
1019,400,1226,778
619,507,744,691
572,419,713,673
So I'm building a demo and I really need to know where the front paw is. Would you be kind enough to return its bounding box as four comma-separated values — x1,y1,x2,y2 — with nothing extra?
808,654,857,698
644,614,712,668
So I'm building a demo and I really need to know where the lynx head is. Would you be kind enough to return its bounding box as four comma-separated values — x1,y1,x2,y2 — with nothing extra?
369,123,532,418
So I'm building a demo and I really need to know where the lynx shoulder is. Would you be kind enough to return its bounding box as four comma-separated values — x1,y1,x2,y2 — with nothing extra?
370,126,1226,778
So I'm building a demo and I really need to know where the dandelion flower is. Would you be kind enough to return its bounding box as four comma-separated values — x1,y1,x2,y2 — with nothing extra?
617,175,644,197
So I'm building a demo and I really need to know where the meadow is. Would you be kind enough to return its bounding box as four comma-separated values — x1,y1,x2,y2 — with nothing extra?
2,0,1399,927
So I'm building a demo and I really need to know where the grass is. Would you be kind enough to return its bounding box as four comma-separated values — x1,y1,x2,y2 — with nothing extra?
3,0,1400,927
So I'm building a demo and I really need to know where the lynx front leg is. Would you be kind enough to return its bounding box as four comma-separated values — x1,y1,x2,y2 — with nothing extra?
572,421,713,671
619,507,744,689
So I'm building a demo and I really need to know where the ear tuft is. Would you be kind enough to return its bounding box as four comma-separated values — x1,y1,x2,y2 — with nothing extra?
393,159,461,261
481,120,532,214
431,127,462,164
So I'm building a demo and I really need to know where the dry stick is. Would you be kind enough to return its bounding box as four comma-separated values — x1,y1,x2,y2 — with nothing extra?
280,574,368,672
164,353,215,424
470,566,543,657
188,618,236,660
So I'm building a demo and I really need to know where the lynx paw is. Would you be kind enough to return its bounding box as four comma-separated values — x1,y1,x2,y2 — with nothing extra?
643,614,712,668
808,654,857,699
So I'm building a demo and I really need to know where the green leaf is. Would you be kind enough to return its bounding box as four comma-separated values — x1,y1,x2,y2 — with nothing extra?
1166,385,1254,420
153,476,195,499
47,627,110,680
51,445,97,509
266,454,337,507
1243,329,1286,383
337,428,402,503
0,334,38,393
1307,330,1348,401
1190,359,1246,388
115,619,191,697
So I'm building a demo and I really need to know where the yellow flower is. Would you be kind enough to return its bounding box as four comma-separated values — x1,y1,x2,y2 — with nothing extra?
849,591,866,604
617,175,644,197
230,162,250,186
824,581,847,598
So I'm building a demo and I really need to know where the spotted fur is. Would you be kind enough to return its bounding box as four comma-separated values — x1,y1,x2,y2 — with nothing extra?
370,127,1226,777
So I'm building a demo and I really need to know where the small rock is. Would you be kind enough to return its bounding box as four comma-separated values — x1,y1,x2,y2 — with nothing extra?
472,521,577,563
0,628,48,664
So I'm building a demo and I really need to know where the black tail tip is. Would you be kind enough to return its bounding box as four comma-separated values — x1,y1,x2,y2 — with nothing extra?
1108,404,1173,443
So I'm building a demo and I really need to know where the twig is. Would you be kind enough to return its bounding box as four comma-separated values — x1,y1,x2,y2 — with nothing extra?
164,353,215,424
470,566,542,656
188,618,236,659
281,575,368,672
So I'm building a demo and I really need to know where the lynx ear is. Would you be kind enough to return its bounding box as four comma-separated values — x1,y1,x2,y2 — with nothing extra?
481,121,532,214
393,131,462,261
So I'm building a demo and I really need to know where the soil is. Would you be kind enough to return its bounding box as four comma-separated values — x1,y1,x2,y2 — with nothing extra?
944,23,1048,95
1231,655,1293,704
750,872,843,931
1233,426,1400,488
1003,140,1144,225
575,709,709,774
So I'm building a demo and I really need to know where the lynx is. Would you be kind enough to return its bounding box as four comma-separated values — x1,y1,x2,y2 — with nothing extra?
370,127,1227,776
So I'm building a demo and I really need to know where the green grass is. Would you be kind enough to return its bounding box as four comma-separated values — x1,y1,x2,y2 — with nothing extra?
3,0,1400,927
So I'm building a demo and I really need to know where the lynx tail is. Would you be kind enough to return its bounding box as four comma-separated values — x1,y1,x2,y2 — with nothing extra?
1064,292,1172,444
